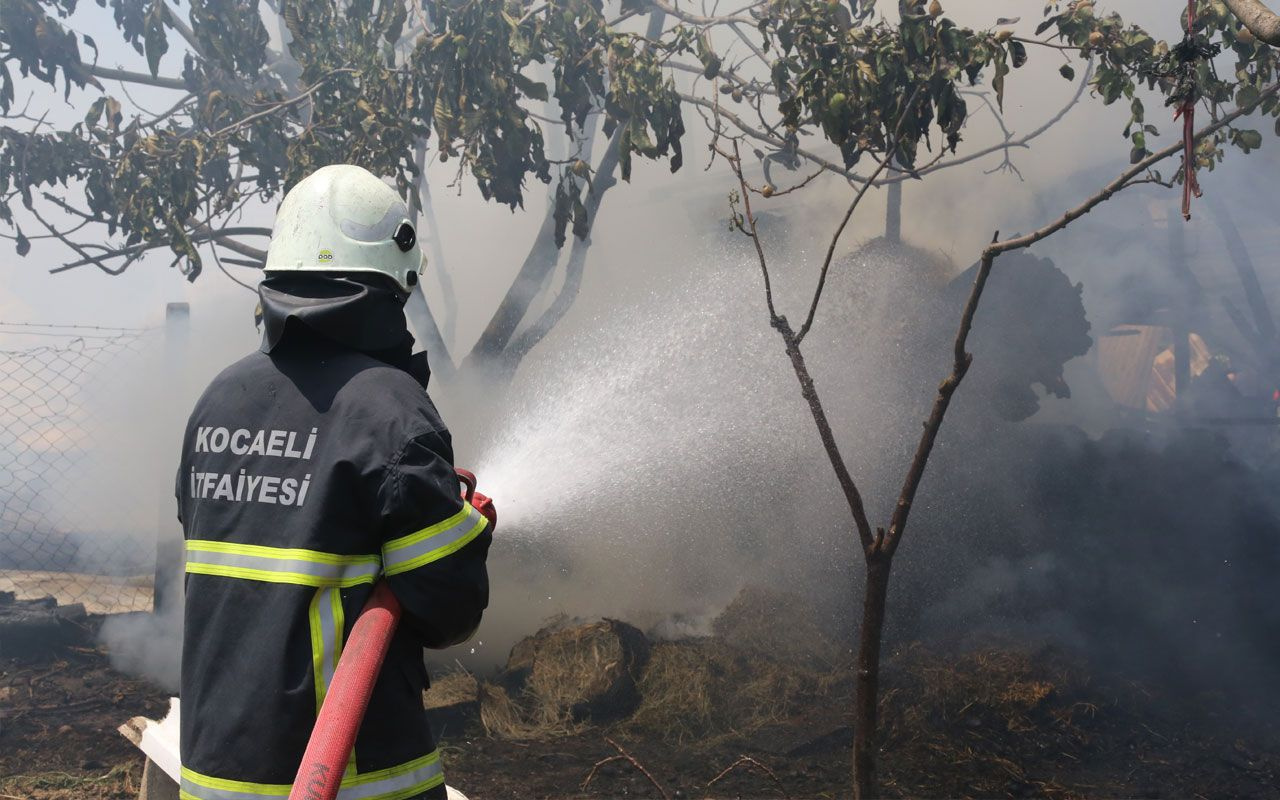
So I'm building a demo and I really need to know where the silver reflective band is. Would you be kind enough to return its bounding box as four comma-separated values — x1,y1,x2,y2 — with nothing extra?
382,505,487,576
185,540,381,588
180,750,444,800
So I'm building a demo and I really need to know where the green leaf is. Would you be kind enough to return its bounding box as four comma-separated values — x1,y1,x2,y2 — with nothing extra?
144,1,169,77
514,73,549,102
697,34,721,79
1059,64,1075,81
1009,40,1027,69
992,55,1009,111
106,97,122,132
1237,129,1263,151
552,181,571,248
84,97,107,128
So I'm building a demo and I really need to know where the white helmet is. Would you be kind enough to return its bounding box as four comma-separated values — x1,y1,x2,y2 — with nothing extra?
264,164,422,293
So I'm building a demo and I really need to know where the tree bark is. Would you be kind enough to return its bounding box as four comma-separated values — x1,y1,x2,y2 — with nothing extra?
463,211,563,372
885,173,902,243
853,554,892,800
405,290,454,383
1204,193,1277,344
464,9,667,379
1224,0,1280,46
504,136,622,365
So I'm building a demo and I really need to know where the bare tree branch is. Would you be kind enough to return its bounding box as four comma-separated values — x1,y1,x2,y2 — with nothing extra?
727,140,877,553
160,1,207,58
580,738,669,800
796,88,921,344
984,79,1280,261
49,226,269,273
707,755,791,798
645,0,764,28
86,64,187,91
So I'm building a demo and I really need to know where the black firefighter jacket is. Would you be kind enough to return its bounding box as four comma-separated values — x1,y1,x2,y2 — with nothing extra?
176,276,491,800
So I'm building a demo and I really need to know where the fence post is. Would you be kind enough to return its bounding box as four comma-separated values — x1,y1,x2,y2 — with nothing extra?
153,303,190,617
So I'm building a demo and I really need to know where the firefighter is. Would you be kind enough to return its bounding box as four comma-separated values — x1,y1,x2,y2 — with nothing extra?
176,164,492,800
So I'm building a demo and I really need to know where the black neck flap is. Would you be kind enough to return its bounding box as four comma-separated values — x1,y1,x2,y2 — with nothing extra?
258,275,431,388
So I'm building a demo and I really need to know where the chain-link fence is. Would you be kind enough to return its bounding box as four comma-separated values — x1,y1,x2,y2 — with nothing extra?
0,320,167,614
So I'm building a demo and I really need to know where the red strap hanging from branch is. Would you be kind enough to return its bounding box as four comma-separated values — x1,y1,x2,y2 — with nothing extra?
1174,0,1202,220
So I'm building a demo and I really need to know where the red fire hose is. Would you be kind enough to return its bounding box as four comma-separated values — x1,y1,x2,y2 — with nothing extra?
287,469,495,800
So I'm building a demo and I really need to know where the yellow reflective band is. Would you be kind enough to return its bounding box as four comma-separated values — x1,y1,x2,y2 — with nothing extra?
309,590,326,713
341,751,439,787
180,750,443,800
309,586,346,715
185,540,380,587
330,587,345,687
185,562,377,588
180,766,290,795
186,540,379,566
382,505,486,577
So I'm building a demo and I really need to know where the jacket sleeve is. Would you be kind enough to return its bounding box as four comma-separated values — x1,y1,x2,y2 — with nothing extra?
377,428,492,649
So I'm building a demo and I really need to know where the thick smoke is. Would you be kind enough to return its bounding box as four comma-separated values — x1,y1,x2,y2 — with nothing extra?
6,26,1271,715
91,296,260,690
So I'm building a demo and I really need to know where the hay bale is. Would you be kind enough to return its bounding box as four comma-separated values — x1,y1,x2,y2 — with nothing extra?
425,672,480,739
712,586,843,669
524,619,650,723
484,619,651,738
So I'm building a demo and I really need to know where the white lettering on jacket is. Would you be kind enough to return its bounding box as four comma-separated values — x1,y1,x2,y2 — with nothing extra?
194,426,319,460
189,469,313,507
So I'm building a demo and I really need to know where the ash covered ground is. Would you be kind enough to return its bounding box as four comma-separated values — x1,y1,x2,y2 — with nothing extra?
3,590,1278,800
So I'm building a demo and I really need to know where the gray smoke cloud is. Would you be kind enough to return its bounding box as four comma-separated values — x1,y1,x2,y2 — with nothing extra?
5,0,1275,712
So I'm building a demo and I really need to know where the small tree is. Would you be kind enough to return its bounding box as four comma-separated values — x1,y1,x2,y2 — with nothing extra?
687,0,1280,795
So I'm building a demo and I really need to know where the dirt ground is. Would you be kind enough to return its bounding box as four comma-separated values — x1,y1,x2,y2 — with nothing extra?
3,618,1278,800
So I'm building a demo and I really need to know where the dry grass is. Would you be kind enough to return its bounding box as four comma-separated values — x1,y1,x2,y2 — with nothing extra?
478,681,585,740
625,639,850,744
424,670,479,710
0,764,138,800
873,642,1113,798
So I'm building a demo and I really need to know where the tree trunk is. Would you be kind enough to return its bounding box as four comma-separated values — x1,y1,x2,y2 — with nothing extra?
885,171,902,244
464,10,667,380
405,289,454,383
462,213,563,373
504,136,622,365
853,553,892,800
411,139,459,350
1204,194,1277,345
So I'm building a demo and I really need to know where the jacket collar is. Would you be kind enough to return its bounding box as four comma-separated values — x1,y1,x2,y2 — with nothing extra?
258,275,431,388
